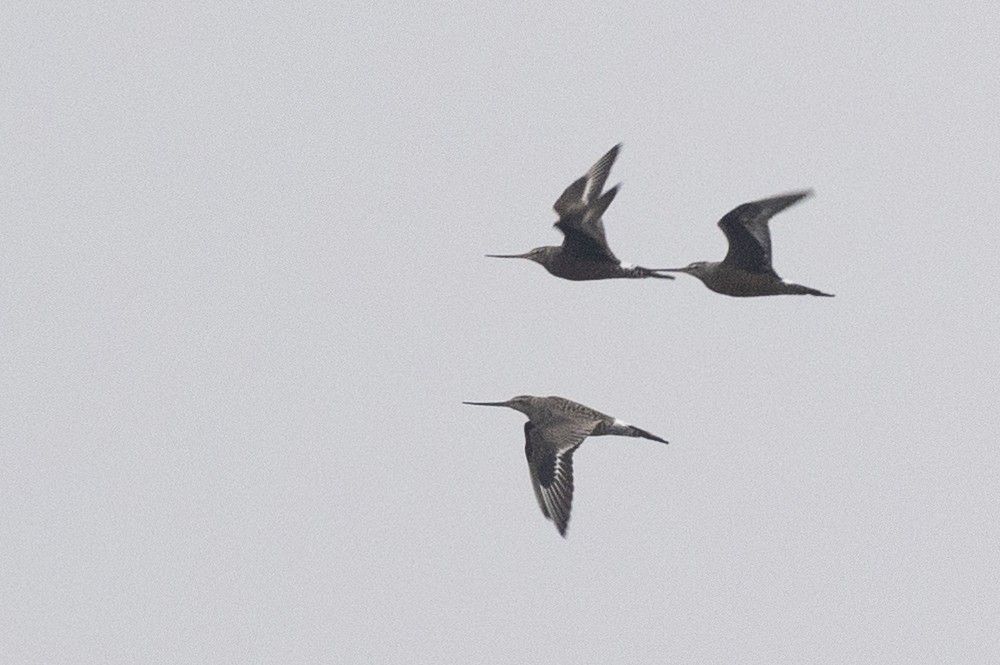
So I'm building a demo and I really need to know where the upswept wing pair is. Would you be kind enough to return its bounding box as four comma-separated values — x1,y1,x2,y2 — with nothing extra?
487,143,833,297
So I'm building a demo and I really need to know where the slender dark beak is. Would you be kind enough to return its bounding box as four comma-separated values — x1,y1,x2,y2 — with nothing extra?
462,400,511,407
656,267,688,274
485,253,530,259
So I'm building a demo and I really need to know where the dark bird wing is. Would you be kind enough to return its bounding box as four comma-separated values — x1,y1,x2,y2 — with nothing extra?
550,145,622,263
552,143,621,216
523,416,599,537
555,186,620,262
718,190,812,275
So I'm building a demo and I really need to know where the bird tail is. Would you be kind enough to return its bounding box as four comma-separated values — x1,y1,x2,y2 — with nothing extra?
606,420,669,444
785,282,834,297
625,425,669,444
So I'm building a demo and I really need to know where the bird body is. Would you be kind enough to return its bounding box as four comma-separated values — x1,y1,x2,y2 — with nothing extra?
674,260,831,297
664,191,833,297
487,144,674,281
463,395,668,537
506,246,673,281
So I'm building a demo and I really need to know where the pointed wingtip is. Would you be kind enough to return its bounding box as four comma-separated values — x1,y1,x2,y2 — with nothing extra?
769,189,814,210
772,189,813,203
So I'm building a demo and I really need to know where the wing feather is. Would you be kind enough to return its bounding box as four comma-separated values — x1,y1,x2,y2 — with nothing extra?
551,145,622,263
554,186,620,262
719,191,812,275
523,416,599,537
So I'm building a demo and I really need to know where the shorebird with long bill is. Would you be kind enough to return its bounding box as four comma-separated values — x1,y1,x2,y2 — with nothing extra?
662,190,833,297
463,395,669,537
486,144,675,281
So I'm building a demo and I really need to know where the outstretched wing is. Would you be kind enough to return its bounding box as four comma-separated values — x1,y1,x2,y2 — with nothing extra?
523,416,597,537
550,145,622,262
554,186,620,262
552,143,621,216
718,190,812,275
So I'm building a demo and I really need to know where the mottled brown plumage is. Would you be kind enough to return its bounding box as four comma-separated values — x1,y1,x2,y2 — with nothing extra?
464,395,668,537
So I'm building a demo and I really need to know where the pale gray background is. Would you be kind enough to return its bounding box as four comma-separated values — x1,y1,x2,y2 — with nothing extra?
2,2,998,663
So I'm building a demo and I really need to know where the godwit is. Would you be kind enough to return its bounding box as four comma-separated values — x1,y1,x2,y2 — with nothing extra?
487,144,675,281
464,395,668,537
663,190,833,296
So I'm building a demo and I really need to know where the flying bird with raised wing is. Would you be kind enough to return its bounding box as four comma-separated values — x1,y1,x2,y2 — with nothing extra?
464,395,669,537
662,190,833,297
486,144,675,281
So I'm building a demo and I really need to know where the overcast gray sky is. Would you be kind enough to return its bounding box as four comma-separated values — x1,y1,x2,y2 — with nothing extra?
2,2,998,662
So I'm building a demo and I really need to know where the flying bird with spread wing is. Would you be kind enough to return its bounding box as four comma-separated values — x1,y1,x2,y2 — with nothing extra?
486,144,675,281
464,395,669,537
662,190,833,297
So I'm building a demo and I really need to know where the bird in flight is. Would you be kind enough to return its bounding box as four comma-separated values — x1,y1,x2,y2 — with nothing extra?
662,190,833,297
486,144,675,281
464,395,669,537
